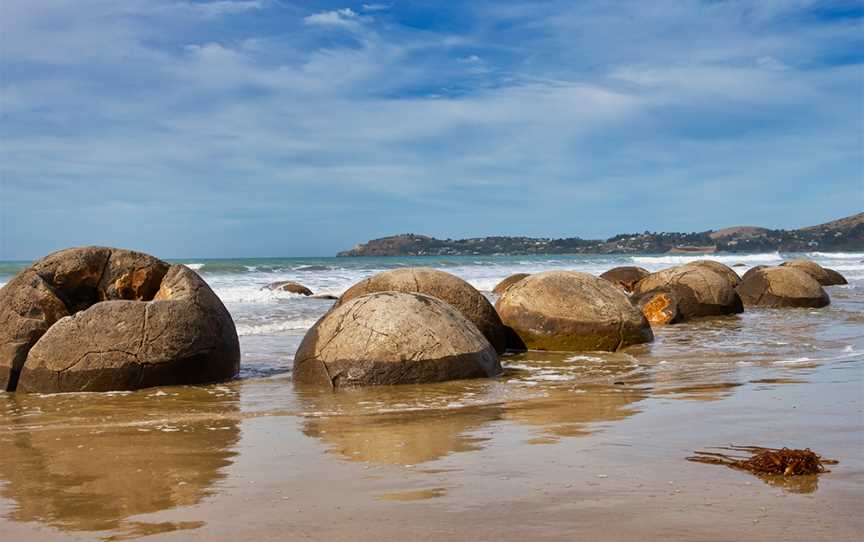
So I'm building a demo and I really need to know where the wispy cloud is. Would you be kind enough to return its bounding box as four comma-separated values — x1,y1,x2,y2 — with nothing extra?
303,8,363,30
0,0,860,258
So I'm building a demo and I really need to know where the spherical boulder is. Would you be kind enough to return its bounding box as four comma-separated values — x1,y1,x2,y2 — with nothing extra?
492,273,530,295
685,260,740,287
293,291,501,387
336,268,507,354
0,247,240,393
494,271,653,352
735,266,830,308
740,265,768,283
265,280,313,296
599,266,650,293
781,259,847,286
632,265,743,320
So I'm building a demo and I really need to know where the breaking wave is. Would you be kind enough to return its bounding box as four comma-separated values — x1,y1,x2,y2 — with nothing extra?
631,252,782,266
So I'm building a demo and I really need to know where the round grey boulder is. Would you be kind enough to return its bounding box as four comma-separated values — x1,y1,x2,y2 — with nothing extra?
781,259,847,286
685,260,741,287
0,247,240,393
294,291,501,387
735,266,830,308
632,265,743,320
336,268,507,354
495,271,653,352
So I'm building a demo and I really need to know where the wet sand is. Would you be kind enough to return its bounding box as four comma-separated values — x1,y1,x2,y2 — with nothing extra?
1,285,862,541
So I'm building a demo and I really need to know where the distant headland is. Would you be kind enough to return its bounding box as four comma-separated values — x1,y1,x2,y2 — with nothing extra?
337,213,864,257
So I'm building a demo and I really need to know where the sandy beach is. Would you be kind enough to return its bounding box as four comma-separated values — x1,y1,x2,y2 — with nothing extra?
1,255,861,541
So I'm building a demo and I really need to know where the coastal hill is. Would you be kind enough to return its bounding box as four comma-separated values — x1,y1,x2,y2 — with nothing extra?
337,213,864,257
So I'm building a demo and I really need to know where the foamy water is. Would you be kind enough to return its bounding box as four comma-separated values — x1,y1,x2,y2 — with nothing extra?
1,252,862,344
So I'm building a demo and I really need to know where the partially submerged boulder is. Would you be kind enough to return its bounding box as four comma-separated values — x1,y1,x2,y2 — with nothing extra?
599,266,650,293
294,291,501,387
492,273,530,295
632,266,743,320
265,280,314,296
495,271,653,352
735,266,830,308
336,268,508,354
781,259,847,286
686,260,740,288
0,247,240,393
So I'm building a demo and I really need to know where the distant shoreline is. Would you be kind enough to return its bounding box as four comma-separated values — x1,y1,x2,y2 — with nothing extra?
337,213,864,257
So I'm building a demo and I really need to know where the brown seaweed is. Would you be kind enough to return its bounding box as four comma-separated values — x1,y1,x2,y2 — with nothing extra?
687,445,837,476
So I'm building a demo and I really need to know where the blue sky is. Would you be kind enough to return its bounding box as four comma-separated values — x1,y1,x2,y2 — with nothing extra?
1,0,862,259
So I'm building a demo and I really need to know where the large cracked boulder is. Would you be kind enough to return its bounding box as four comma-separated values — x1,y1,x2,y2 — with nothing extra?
492,273,530,295
494,271,654,352
0,247,240,393
781,259,847,286
599,266,649,293
294,291,501,387
685,260,741,288
632,265,743,321
736,266,830,308
336,268,508,354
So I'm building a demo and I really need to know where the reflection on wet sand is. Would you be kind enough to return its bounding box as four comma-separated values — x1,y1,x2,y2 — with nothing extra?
0,387,240,539
504,386,645,442
298,387,503,465
501,351,647,442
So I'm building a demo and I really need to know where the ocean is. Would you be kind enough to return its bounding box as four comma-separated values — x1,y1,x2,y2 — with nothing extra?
1,251,862,541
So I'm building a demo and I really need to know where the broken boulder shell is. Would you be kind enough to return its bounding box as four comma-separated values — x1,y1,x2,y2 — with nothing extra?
0,247,240,393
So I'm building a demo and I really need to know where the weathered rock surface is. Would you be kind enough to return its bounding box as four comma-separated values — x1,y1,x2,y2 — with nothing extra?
492,273,530,295
294,291,501,387
631,288,685,326
823,268,849,286
1,247,240,393
599,266,649,293
336,268,508,354
735,266,830,308
265,281,314,296
781,259,847,286
632,266,743,320
686,260,741,287
495,271,653,352
0,271,70,390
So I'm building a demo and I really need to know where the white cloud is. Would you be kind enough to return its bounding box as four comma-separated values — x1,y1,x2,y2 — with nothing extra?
178,1,265,17
303,8,362,29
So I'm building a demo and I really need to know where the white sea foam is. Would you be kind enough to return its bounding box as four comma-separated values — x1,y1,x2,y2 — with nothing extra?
807,252,864,260
773,357,813,365
236,319,319,336
186,263,205,270
213,285,322,304
631,252,782,266
564,355,604,363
